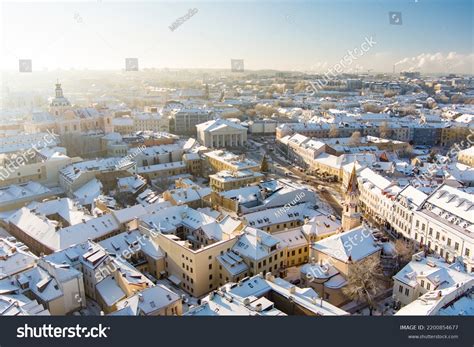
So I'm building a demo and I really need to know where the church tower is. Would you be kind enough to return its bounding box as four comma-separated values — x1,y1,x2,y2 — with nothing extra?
342,165,361,231
49,81,71,117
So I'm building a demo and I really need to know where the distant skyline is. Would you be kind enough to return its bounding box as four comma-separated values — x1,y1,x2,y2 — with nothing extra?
1,0,473,74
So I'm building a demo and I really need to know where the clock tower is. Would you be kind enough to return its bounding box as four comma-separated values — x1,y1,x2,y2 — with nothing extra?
342,165,362,231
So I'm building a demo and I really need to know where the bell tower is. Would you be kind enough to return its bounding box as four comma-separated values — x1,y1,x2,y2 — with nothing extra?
49,80,71,117
342,165,361,231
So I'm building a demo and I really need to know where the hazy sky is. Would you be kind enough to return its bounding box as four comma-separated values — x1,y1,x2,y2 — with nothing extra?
1,0,473,73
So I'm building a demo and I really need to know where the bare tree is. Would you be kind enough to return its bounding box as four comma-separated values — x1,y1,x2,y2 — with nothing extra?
362,103,383,113
342,257,385,315
398,106,418,116
246,109,257,117
329,124,340,138
321,102,336,110
348,131,362,146
383,90,397,98
293,81,308,93
399,144,414,159
260,155,269,173
395,239,416,268
427,149,438,163
379,121,392,139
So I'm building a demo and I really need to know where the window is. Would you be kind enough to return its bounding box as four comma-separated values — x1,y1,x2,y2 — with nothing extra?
404,288,409,296
209,274,212,280
208,264,212,270
465,248,470,257
399,285,403,293
426,283,431,290
436,232,440,240
455,242,459,251
447,238,451,246
421,280,424,288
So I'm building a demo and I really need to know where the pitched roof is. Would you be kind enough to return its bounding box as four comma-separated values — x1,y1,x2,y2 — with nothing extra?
346,165,359,195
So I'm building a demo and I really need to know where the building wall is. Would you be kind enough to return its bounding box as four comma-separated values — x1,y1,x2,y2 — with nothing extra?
392,280,419,306
0,157,74,188
311,248,381,278
210,174,262,192
458,151,474,167
149,231,238,297
300,275,348,307
285,243,309,267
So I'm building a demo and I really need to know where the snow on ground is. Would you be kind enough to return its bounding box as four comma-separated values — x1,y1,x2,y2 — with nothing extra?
352,295,396,316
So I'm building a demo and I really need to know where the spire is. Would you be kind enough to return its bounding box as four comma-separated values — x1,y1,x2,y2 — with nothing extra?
346,164,359,195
